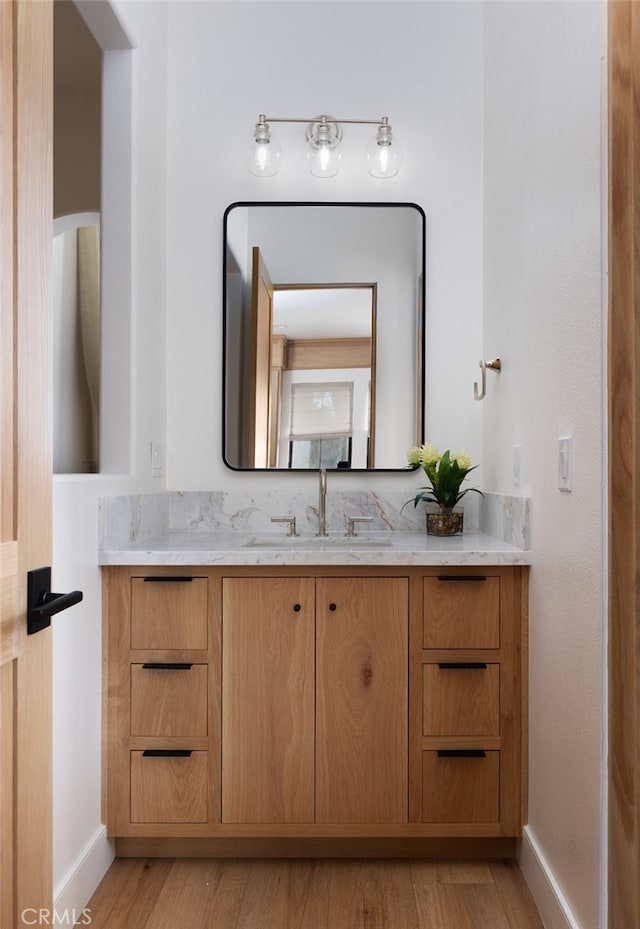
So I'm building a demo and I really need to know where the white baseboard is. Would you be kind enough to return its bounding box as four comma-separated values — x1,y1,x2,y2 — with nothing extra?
52,821,584,927
518,826,582,929
54,825,115,916
53,822,583,926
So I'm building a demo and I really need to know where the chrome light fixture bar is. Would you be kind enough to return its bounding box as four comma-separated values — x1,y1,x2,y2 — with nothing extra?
249,114,403,179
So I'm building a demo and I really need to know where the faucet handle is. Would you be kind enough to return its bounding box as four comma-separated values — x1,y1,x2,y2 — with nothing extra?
271,516,298,537
345,516,373,537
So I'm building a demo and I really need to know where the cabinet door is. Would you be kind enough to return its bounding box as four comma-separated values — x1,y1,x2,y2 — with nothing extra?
131,576,208,650
222,577,315,823
131,751,209,824
422,750,500,823
316,577,408,823
422,663,500,737
423,576,500,649
130,663,208,737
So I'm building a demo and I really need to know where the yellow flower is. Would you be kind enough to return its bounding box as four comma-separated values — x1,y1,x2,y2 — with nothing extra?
403,442,482,514
454,449,472,470
421,442,441,466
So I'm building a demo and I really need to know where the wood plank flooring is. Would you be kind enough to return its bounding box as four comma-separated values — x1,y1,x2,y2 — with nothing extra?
79,858,544,928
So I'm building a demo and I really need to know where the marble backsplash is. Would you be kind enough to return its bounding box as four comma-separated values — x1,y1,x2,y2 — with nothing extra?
99,489,530,551
481,492,530,550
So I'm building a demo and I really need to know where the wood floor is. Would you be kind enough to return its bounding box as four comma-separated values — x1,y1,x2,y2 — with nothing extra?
80,858,544,928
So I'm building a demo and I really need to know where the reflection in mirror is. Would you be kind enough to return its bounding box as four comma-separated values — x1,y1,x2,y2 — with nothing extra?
224,202,425,471
272,284,375,469
53,213,101,473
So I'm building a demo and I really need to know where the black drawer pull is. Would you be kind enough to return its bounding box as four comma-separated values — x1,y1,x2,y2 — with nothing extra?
142,750,193,758
437,749,487,758
293,604,301,612
438,662,488,670
141,663,193,670
437,575,487,582
143,576,195,583
329,603,337,611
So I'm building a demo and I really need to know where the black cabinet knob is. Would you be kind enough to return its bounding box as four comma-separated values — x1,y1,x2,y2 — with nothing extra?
329,603,337,611
293,603,301,612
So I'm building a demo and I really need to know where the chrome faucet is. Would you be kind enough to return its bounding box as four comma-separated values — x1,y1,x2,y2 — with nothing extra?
317,468,328,536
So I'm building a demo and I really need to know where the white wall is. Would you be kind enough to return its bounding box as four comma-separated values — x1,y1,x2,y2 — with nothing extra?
482,4,604,928
166,0,485,489
52,0,168,911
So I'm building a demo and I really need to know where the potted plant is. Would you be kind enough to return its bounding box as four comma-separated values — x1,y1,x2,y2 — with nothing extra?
404,443,482,535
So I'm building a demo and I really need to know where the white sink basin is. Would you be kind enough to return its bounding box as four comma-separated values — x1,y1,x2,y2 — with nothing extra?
244,534,392,549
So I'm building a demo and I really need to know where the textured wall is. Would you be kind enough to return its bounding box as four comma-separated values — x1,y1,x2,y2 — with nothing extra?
482,3,604,927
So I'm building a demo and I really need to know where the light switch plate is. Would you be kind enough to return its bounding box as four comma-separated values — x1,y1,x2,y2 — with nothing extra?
558,436,572,492
513,444,523,488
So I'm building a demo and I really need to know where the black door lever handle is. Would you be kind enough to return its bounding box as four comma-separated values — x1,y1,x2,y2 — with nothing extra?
27,567,83,635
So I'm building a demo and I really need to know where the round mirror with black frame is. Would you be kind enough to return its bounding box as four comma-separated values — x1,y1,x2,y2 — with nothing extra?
223,201,425,471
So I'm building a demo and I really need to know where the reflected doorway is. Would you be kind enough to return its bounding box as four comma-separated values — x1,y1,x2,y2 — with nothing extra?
272,285,376,470
53,0,102,473
53,214,101,473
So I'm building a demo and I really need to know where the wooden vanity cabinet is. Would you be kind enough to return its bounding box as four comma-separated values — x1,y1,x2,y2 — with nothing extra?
103,569,222,835
221,575,408,826
412,569,527,835
315,577,408,824
103,564,527,853
221,576,316,824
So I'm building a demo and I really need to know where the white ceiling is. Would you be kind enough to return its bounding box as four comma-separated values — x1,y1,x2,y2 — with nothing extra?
272,287,373,340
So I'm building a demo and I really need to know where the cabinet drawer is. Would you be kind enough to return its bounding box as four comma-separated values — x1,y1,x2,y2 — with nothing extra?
423,576,500,649
422,750,499,823
130,664,208,737
130,750,208,823
422,663,499,737
131,577,208,650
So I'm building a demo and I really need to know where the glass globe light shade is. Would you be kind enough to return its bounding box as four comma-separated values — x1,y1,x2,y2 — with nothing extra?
307,141,341,178
307,118,342,178
366,119,403,178
248,118,281,177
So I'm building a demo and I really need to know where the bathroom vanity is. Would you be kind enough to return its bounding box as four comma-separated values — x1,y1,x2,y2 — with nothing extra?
101,524,529,858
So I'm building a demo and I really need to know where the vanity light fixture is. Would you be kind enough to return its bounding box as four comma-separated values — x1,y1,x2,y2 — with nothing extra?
248,114,403,179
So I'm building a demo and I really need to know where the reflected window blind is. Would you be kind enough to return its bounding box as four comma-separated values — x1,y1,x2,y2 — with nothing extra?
289,382,353,438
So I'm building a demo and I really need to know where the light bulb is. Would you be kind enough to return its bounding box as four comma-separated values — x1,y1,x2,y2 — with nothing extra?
366,118,403,178
307,117,341,178
249,116,281,177
308,142,341,178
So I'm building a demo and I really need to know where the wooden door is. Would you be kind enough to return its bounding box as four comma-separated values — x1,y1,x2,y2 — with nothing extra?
608,2,640,926
221,577,315,823
0,1,53,925
315,577,409,824
248,247,274,467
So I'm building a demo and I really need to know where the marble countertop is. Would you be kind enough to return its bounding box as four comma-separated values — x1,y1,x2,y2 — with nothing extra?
98,530,531,567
